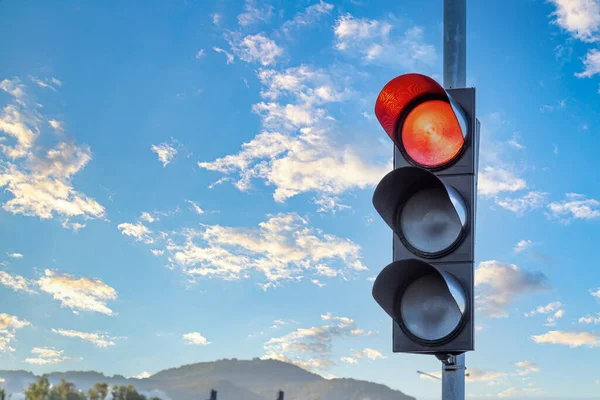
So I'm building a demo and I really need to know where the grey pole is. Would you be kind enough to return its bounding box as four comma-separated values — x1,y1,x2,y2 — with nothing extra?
443,0,466,89
441,1,467,398
438,354,466,400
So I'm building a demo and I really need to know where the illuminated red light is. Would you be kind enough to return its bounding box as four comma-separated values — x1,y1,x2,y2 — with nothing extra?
401,100,465,168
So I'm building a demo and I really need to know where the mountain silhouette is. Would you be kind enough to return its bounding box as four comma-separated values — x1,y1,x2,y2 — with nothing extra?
0,358,416,400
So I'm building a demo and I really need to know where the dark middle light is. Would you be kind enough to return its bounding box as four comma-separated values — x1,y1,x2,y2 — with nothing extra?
398,185,467,256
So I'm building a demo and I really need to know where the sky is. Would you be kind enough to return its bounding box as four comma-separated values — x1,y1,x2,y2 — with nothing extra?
0,0,600,399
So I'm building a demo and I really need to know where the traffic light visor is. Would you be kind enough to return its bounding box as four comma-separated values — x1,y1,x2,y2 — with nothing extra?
373,167,467,257
375,73,468,168
372,260,467,344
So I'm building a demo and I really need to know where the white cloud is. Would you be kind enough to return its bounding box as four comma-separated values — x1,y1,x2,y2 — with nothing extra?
229,33,283,66
333,14,436,68
61,220,86,232
8,253,23,258
311,279,325,288
52,328,117,348
185,200,204,215
531,330,600,347
183,332,210,345
549,0,600,42
198,58,388,210
0,127,104,224
0,103,38,159
0,78,27,104
131,371,152,379
498,387,542,398
262,313,371,373
281,1,334,33
547,193,600,222
163,213,365,288
237,0,273,27
30,77,60,91
38,269,118,316
118,222,153,244
579,312,600,324
340,356,357,365
575,48,600,77
525,302,565,326
151,142,178,167
478,166,527,198
466,369,507,385
525,301,562,317
211,13,222,26
140,212,156,223
350,348,386,360
195,49,206,59
0,313,31,330
514,239,533,253
475,260,547,318
591,287,600,299
199,128,387,205
516,361,540,376
24,346,78,365
507,133,525,149
0,313,31,352
496,191,548,215
0,270,34,293
257,65,348,104
151,249,164,256
213,47,235,64
48,119,64,133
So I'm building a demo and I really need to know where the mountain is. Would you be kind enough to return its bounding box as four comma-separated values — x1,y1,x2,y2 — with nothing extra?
0,358,416,400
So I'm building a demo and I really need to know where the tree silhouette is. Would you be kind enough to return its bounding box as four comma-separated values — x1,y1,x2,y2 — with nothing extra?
93,383,108,400
25,376,51,400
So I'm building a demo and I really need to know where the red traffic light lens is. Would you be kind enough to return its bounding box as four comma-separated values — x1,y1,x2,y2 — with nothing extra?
401,100,465,168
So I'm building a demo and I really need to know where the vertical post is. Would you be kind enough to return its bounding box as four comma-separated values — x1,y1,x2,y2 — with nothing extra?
209,389,217,400
277,390,284,400
441,1,466,399
438,354,465,400
443,0,466,89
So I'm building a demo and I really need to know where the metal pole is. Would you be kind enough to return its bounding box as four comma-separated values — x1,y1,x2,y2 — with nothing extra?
443,0,466,88
438,354,466,400
440,1,466,399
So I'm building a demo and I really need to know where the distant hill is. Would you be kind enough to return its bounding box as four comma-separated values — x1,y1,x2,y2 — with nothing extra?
0,358,416,400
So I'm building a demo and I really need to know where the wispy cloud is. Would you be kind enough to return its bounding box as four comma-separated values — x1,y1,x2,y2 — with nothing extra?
531,330,600,347
237,0,273,27
547,193,600,223
262,313,373,374
24,346,79,365
52,328,118,348
0,78,105,228
475,260,548,318
38,269,118,316
151,141,178,167
548,0,600,42
333,14,436,68
163,213,366,289
0,313,31,352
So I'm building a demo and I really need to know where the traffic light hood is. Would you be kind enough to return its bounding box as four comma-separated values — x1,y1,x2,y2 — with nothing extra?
372,167,467,257
374,73,468,156
372,259,467,344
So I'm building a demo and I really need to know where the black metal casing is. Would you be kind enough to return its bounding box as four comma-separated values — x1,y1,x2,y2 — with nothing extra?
374,87,479,355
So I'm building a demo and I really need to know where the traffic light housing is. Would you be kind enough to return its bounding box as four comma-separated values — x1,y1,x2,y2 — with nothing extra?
372,73,479,355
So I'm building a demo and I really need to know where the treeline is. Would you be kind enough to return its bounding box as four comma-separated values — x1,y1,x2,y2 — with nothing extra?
0,377,162,400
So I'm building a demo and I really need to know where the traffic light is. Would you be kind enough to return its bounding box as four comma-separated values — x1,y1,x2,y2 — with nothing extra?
371,73,479,354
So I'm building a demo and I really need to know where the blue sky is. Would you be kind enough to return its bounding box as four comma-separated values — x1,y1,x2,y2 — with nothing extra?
1,0,600,399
